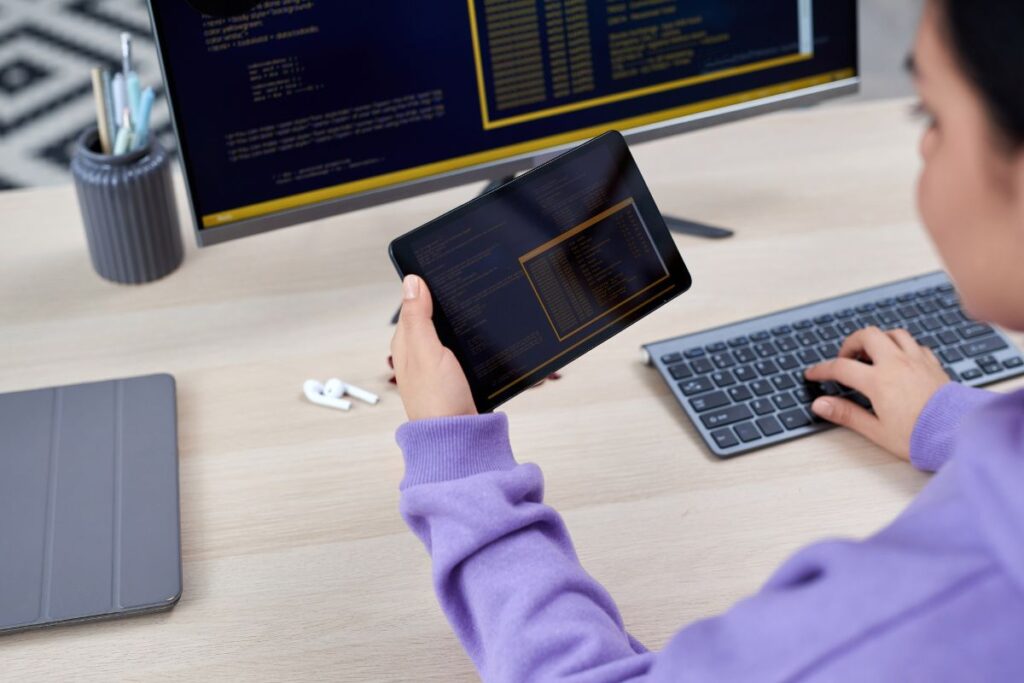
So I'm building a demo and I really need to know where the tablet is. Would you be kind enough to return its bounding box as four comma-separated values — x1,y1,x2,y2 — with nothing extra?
389,131,692,412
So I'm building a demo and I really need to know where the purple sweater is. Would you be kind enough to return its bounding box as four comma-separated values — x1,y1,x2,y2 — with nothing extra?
396,383,1024,681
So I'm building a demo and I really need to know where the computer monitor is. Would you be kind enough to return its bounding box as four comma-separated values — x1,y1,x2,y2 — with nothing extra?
148,0,858,246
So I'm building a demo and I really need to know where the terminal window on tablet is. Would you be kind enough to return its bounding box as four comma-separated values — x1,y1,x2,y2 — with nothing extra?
390,132,691,411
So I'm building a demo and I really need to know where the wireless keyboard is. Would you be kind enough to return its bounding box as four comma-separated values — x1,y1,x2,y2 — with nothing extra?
643,272,1024,458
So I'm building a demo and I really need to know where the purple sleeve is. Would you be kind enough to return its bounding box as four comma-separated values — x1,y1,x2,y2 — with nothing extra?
397,413,655,682
909,383,997,472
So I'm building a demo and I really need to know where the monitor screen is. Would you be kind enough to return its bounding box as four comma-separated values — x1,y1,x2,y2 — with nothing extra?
148,0,857,242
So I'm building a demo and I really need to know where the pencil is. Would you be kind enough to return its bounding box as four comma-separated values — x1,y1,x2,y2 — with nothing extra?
90,68,113,154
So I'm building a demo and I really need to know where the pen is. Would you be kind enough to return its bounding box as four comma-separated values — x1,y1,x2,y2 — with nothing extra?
131,87,156,151
121,32,133,77
126,71,142,126
113,108,132,155
90,68,113,154
101,70,117,151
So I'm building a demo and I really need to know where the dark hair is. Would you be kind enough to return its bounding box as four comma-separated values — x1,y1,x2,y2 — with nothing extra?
938,0,1024,149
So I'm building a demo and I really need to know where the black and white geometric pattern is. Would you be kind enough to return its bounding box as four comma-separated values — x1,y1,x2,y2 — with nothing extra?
0,0,175,188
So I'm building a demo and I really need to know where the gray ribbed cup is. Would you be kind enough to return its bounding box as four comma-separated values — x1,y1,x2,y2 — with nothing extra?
71,127,184,284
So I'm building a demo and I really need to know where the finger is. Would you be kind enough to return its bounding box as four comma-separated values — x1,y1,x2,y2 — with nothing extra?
804,358,875,393
838,327,899,362
811,396,882,442
398,275,442,351
886,329,921,355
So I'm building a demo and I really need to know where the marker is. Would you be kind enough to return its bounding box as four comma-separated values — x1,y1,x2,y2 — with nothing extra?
90,68,113,154
121,33,133,77
113,108,132,155
126,71,142,126
131,87,155,151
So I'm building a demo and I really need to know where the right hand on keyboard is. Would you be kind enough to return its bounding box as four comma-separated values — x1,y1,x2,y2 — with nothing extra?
804,327,951,461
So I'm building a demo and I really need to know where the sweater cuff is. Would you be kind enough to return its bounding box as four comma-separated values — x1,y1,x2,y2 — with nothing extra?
396,413,517,490
910,383,994,472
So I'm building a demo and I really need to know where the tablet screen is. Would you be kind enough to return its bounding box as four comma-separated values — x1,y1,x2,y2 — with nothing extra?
390,132,692,412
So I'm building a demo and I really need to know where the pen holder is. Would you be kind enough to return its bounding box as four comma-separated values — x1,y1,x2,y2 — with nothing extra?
71,127,184,284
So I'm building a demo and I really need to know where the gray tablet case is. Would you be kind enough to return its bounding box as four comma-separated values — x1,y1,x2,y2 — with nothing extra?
0,374,182,634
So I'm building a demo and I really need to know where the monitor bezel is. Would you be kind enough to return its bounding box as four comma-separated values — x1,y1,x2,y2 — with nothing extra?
146,2,859,248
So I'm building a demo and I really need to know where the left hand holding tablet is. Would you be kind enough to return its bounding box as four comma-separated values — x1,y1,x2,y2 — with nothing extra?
390,275,478,422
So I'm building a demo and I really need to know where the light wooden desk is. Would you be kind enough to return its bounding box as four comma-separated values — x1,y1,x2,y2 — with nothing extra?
3,98,1021,681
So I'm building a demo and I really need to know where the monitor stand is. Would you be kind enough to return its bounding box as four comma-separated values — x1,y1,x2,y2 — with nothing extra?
389,175,732,324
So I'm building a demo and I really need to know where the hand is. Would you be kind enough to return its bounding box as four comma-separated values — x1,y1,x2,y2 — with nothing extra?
804,327,950,460
390,275,477,421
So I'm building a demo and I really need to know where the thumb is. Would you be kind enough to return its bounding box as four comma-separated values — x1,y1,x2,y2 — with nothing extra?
811,396,879,440
399,275,440,342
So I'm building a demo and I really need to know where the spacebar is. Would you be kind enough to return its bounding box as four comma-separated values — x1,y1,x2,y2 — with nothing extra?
701,405,754,429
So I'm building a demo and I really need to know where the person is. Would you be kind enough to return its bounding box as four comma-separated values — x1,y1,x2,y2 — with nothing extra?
389,1,1024,680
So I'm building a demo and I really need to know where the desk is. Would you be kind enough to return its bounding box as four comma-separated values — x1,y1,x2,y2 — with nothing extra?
3,98,1022,681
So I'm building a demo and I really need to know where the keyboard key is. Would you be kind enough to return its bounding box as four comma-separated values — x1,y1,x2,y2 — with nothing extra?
712,352,737,369
981,360,1002,375
906,322,923,336
962,337,1008,357
779,409,813,430
669,363,694,380
755,342,778,358
1004,358,1024,369
814,314,835,325
877,298,896,308
918,335,940,350
734,422,762,444
771,325,793,336
945,366,959,382
685,347,706,358
798,349,821,365
920,317,942,332
938,283,955,293
877,311,899,325
756,416,784,437
937,330,959,346
706,342,728,353
938,294,959,308
917,301,938,315
777,354,800,371
940,311,963,326
776,337,799,352
729,385,753,402
661,353,683,365
751,399,775,415
772,375,796,391
735,366,758,382
793,320,814,330
838,320,860,335
959,323,995,339
750,331,771,342
773,393,797,410
817,325,840,341
940,348,964,364
793,388,813,404
679,377,715,396
755,360,780,376
896,293,915,303
728,336,750,347
750,380,774,396
860,314,880,327
818,343,840,359
702,405,754,429
710,429,739,449
796,331,818,347
918,287,937,298
734,347,757,363
712,371,737,388
856,303,877,313
691,391,731,413
898,305,920,320
962,368,983,381
691,358,715,374
836,308,857,319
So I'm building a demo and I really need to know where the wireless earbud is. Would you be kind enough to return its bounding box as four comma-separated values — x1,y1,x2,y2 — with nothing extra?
303,379,352,411
325,378,380,405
